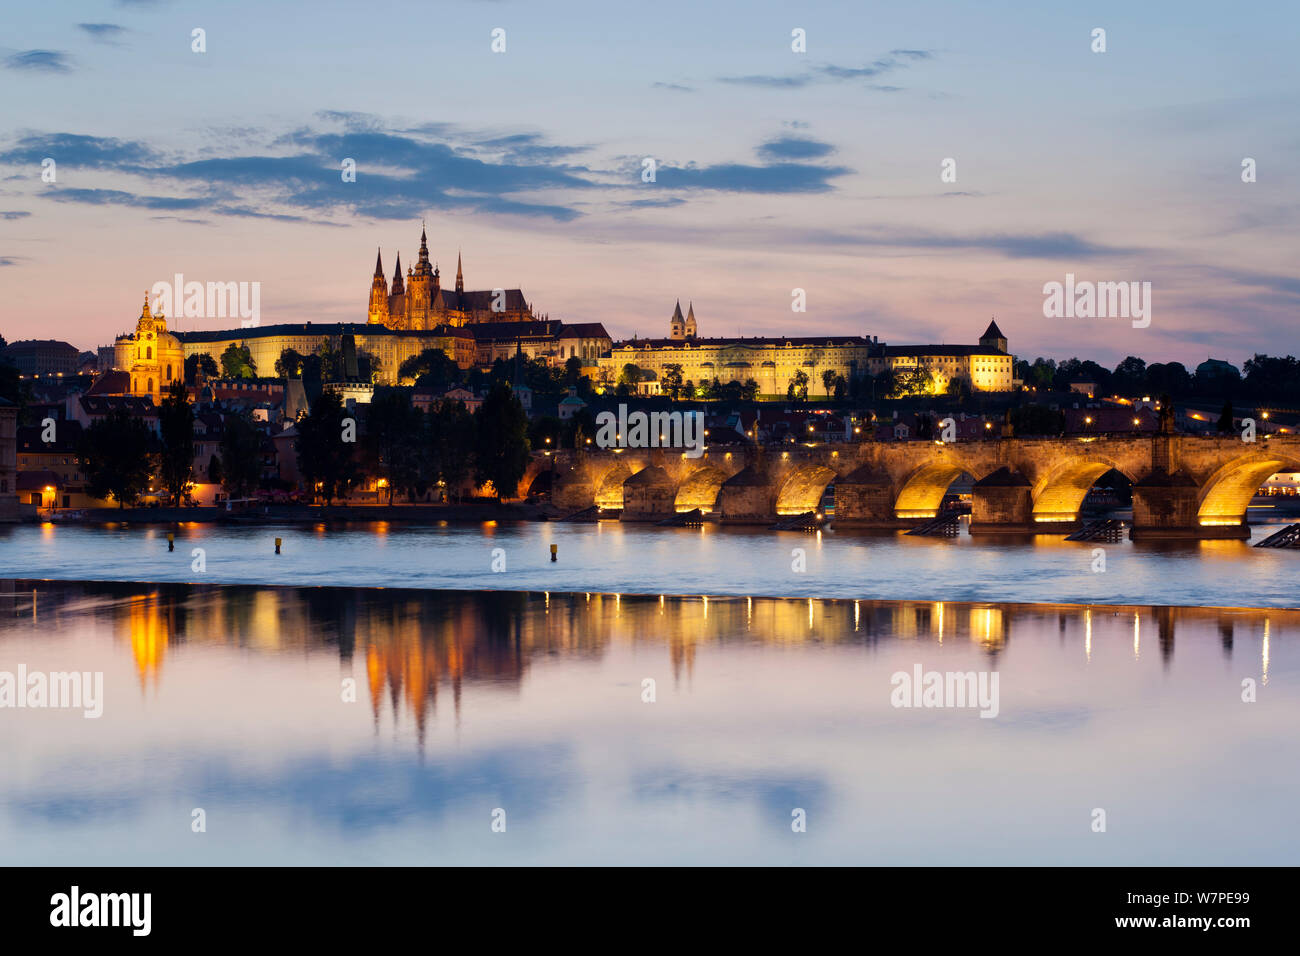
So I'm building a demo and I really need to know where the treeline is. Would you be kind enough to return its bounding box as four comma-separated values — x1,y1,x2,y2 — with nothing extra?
74,380,535,508
1015,354,1300,403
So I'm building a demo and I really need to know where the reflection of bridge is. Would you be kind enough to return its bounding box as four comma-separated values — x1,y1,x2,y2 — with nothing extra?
525,433,1300,539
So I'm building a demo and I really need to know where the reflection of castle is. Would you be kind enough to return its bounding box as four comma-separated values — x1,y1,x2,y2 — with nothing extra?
367,226,534,330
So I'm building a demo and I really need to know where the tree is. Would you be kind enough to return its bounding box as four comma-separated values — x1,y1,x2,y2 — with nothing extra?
294,389,357,505
362,389,421,504
0,337,28,408
832,374,848,400
207,452,224,486
821,368,838,398
617,363,643,394
473,383,531,500
398,347,462,389
1216,400,1235,434
562,355,585,387
741,378,760,401
219,343,257,379
787,369,809,402
1112,356,1148,395
426,399,475,500
275,348,305,379
892,365,933,398
661,363,684,400
184,352,219,385
156,381,195,505
219,411,263,500
78,408,153,508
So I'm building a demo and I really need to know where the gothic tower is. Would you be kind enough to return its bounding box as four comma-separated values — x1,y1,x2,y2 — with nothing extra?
367,248,390,325
455,251,464,294
669,300,686,340
406,224,434,330
685,301,697,339
979,318,1008,353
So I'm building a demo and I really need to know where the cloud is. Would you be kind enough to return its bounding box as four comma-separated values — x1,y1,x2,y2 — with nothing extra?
719,49,936,91
4,50,73,73
0,210,31,220
77,24,127,43
655,160,851,194
652,81,695,93
620,197,687,209
0,257,20,266
757,136,835,160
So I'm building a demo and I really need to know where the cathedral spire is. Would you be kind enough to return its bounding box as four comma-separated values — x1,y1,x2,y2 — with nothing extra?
455,250,464,294
373,247,384,277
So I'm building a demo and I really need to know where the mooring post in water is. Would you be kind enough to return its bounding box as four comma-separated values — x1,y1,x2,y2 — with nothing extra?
275,537,282,555
167,532,174,553
550,544,557,562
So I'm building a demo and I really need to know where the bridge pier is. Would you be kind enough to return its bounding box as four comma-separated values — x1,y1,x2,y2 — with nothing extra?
621,465,675,521
833,465,907,528
969,467,1050,534
1130,468,1247,539
719,464,777,524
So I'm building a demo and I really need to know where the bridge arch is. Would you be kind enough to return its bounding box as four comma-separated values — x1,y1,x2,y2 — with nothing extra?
1031,457,1133,521
1197,453,1300,525
594,462,632,510
775,464,838,515
894,462,974,518
675,465,728,513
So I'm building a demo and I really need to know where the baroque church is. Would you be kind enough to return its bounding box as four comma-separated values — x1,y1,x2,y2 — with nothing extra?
112,293,185,401
367,225,534,330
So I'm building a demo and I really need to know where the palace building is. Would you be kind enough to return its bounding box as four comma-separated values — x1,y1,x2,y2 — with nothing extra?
366,225,534,330
598,305,1015,396
111,293,186,401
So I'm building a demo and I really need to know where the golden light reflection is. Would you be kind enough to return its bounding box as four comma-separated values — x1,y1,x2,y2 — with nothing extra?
1133,612,1141,660
1085,608,1092,662
1263,619,1270,686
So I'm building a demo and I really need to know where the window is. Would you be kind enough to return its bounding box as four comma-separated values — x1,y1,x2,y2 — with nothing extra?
147,346,152,360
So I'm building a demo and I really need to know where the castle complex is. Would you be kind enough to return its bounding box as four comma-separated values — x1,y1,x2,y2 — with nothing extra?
92,227,1010,398
366,225,533,329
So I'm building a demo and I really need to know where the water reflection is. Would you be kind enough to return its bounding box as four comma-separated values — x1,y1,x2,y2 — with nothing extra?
2,578,1296,865
2,578,1288,731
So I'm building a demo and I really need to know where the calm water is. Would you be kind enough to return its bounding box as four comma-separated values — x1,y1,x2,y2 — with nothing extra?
0,519,1296,608
1,580,1294,865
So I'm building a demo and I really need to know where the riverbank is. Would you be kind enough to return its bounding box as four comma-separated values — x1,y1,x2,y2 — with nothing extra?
24,501,561,526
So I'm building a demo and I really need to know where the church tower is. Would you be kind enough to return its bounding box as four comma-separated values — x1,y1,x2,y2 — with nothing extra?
455,251,464,294
979,318,1007,353
406,224,434,330
669,300,686,340
685,301,697,339
367,248,390,325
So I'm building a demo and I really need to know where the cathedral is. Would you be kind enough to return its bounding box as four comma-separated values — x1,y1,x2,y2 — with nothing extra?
367,225,534,330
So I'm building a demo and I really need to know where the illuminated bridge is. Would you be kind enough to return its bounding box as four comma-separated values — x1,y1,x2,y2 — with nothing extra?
523,431,1300,539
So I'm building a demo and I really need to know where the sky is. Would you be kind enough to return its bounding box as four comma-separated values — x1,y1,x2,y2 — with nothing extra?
1,0,1297,368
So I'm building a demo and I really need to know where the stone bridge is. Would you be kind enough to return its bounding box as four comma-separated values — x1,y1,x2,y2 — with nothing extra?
521,433,1300,539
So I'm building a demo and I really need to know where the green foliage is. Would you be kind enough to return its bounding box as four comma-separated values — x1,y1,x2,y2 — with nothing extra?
275,348,305,379
184,352,219,385
294,389,358,505
156,381,194,504
77,408,153,508
219,411,263,500
362,389,422,504
219,343,257,379
786,369,809,402
398,348,462,389
473,383,530,499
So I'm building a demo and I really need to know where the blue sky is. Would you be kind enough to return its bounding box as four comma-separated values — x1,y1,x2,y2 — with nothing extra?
1,0,1297,367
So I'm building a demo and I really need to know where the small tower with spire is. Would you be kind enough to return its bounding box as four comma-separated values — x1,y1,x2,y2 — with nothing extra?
455,251,464,295
367,248,390,325
684,301,697,339
670,300,686,340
